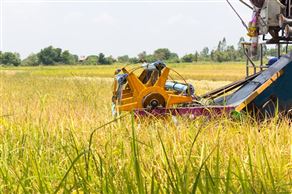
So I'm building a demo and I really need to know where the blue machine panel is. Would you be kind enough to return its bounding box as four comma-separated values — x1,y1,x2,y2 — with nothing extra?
214,52,292,114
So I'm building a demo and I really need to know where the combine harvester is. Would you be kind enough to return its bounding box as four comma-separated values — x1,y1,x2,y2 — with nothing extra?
112,0,292,118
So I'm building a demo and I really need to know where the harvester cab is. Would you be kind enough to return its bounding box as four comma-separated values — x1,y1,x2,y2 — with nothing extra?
111,0,292,118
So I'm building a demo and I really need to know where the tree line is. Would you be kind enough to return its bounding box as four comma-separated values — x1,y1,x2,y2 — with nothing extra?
0,37,284,66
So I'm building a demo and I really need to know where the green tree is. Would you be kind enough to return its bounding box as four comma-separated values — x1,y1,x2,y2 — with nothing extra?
98,53,106,64
181,54,194,63
55,48,62,63
168,52,180,63
37,46,77,65
129,57,139,64
1,52,21,66
194,51,198,62
61,50,76,64
38,46,61,65
145,55,156,63
117,55,130,63
221,37,227,51
237,37,245,60
213,50,222,62
98,53,115,65
22,53,39,66
217,41,222,52
153,48,171,60
200,47,210,60
73,55,79,63
83,55,98,65
226,45,237,61
105,56,115,65
0,51,3,64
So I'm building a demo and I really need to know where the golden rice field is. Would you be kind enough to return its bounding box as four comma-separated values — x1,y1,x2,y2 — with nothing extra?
0,63,291,193
2,62,246,81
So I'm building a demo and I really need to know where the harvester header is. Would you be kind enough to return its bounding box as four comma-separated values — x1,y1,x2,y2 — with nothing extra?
111,0,292,118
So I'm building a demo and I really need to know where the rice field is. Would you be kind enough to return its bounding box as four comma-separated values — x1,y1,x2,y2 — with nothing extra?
1,62,246,81
0,63,291,193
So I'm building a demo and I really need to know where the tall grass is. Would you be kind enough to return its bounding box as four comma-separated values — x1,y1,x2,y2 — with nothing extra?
0,72,291,193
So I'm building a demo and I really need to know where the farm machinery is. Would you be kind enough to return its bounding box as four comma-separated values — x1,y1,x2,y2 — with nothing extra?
112,0,292,118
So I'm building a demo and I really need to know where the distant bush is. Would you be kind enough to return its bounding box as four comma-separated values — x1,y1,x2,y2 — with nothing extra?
37,46,77,65
22,54,39,66
6,36,288,67
181,54,194,63
0,51,21,66
82,55,98,65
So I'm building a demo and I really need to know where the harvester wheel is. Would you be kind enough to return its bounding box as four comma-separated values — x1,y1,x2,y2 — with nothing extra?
142,93,166,109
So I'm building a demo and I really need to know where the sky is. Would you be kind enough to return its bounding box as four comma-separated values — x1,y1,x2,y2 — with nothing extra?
0,0,252,58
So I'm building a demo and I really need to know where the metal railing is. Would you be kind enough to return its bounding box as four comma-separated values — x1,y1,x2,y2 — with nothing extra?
242,41,292,77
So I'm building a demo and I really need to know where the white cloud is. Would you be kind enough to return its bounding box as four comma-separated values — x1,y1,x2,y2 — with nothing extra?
167,14,183,25
63,12,84,23
3,3,248,58
92,12,116,25
167,13,199,25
